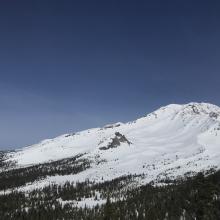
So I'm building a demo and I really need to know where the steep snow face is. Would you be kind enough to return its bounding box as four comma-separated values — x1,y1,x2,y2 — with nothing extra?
5,102,220,187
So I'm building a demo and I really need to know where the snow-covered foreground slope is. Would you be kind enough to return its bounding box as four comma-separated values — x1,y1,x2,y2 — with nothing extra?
4,102,220,190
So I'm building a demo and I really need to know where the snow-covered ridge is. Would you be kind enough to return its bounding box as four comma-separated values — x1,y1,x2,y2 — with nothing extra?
4,102,220,189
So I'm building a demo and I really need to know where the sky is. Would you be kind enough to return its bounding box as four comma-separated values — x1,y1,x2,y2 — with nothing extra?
0,0,220,149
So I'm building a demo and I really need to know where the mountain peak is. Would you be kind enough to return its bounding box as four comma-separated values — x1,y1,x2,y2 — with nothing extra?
154,102,220,118
3,102,220,192
180,102,220,117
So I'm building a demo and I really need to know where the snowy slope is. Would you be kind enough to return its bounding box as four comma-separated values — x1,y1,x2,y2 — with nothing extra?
5,102,220,189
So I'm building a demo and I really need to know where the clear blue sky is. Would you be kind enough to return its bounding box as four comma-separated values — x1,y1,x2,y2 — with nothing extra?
0,0,220,149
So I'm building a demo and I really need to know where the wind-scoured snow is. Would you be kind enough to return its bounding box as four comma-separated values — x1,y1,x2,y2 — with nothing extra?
4,102,220,190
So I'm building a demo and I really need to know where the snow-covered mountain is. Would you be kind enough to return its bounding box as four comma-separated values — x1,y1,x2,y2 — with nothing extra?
3,102,220,190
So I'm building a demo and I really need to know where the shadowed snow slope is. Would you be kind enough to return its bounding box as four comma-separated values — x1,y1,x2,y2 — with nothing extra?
5,102,220,189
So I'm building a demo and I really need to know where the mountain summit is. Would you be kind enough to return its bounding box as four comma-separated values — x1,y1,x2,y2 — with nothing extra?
3,102,220,191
